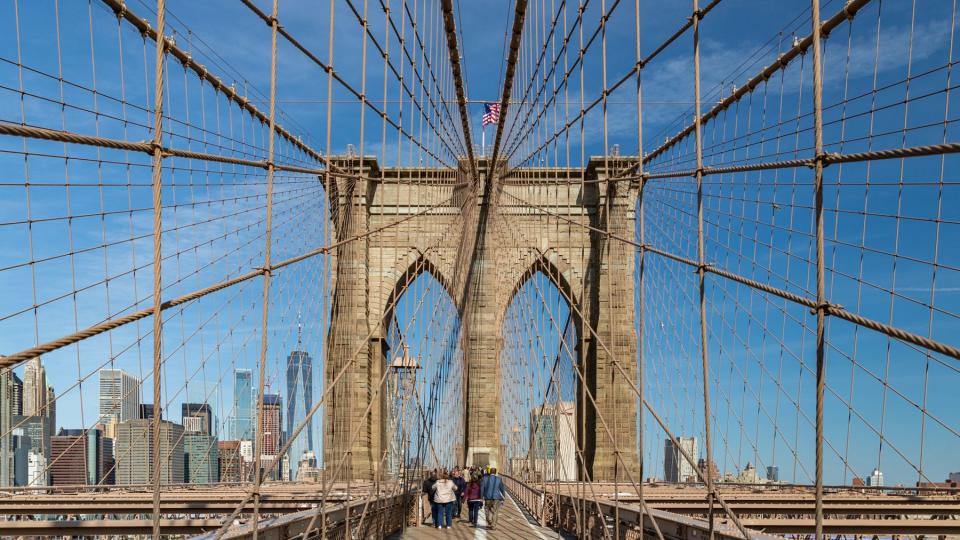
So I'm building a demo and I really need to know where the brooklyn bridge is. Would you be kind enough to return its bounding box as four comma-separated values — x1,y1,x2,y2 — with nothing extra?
0,0,957,537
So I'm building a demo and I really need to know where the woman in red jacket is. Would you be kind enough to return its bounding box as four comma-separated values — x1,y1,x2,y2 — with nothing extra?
463,474,483,527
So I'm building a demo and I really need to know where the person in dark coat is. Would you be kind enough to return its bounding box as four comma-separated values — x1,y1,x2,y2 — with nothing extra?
421,471,437,525
452,469,467,518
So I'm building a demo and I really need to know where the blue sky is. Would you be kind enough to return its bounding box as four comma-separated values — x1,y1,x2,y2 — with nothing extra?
0,0,957,487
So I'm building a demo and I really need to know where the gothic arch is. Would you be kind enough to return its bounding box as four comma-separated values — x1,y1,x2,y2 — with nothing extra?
381,249,459,341
500,249,583,332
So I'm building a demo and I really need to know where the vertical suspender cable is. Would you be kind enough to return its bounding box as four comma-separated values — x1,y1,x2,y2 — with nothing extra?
633,0,646,531
252,1,280,538
810,0,827,538
691,2,716,539
149,1,167,537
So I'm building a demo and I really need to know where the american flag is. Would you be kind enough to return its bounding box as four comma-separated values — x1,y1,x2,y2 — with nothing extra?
482,103,500,126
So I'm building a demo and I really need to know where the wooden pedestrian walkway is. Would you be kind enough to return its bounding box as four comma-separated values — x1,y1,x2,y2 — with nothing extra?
388,493,571,540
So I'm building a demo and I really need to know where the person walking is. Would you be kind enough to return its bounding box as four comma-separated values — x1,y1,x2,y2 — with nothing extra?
452,469,466,519
480,467,506,530
431,471,458,529
422,471,438,526
464,474,483,527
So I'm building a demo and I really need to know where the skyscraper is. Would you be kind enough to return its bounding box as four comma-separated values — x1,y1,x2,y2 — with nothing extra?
138,403,159,420
45,386,55,435
11,429,31,486
114,419,184,485
12,415,50,461
27,450,47,487
0,368,14,486
766,465,779,482
182,403,214,436
664,437,698,483
50,429,104,486
184,433,219,484
10,371,22,416
259,393,283,456
22,358,46,417
218,440,242,483
528,401,576,481
101,435,115,485
232,369,253,440
286,326,313,478
99,369,139,423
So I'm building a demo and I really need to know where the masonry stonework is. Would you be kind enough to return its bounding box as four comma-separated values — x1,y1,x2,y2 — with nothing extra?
324,157,639,482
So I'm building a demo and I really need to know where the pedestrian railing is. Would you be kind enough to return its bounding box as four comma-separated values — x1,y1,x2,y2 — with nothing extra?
502,476,776,540
502,476,550,526
196,491,416,540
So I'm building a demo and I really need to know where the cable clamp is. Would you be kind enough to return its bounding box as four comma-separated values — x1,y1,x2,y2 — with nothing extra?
148,141,167,157
694,262,713,274
689,8,704,22
807,152,835,169
810,302,836,315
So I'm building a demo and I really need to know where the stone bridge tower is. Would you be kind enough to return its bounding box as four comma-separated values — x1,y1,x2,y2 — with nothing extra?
323,156,640,483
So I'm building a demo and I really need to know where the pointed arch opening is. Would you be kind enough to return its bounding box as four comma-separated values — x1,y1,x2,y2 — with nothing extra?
500,256,583,483
381,257,463,474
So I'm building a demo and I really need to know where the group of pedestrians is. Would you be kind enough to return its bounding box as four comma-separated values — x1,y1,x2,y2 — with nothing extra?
421,466,507,530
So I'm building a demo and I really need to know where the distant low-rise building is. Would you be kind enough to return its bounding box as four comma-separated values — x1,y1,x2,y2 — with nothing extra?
697,458,718,482
766,465,779,482
867,468,884,487
295,451,320,482
737,462,760,483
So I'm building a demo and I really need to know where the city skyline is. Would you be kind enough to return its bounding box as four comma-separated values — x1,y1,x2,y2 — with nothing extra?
0,335,321,487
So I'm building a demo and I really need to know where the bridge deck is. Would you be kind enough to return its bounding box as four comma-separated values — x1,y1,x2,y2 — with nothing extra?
389,494,567,540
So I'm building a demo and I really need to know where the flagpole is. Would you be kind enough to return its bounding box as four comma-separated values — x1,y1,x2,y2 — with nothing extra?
482,125,486,157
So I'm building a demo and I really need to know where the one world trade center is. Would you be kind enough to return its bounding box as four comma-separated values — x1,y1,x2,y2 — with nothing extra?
286,322,313,478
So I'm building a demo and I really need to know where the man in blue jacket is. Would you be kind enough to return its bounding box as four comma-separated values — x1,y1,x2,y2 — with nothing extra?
480,467,506,530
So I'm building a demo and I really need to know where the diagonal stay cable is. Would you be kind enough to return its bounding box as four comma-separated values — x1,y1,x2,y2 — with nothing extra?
0,196,455,369
500,189,960,362
486,0,529,188
440,0,478,181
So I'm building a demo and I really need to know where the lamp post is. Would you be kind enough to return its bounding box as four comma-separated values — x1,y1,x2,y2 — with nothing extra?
388,344,420,479
388,344,420,531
